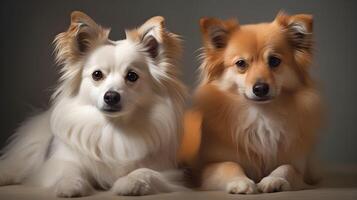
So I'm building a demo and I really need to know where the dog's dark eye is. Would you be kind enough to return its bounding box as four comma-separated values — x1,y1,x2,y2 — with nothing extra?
126,71,139,82
235,59,247,70
92,70,103,81
268,56,281,68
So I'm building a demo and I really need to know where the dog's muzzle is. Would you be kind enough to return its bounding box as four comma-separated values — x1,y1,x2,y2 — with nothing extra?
246,82,273,102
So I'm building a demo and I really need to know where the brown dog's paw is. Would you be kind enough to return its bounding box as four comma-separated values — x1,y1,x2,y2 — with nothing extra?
226,177,258,194
257,176,291,193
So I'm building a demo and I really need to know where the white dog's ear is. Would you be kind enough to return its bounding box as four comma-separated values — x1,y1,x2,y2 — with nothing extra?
126,16,180,61
54,11,110,65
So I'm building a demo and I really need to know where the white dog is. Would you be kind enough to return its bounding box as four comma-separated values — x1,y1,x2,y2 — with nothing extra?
0,11,187,197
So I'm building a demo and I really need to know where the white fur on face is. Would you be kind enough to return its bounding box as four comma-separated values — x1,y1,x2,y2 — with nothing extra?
216,66,246,95
78,41,155,118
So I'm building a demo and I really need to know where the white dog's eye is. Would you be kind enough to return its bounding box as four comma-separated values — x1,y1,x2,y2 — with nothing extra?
92,70,104,81
126,71,139,82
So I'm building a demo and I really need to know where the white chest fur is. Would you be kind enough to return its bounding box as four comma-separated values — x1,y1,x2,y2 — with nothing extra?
235,106,288,169
48,96,179,187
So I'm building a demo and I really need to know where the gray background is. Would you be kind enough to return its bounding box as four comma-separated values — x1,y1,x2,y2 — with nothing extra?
1,0,356,164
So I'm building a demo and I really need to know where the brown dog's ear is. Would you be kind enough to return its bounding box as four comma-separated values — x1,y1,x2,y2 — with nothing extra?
275,11,313,53
126,16,167,59
200,17,238,50
54,11,110,65
275,12,314,73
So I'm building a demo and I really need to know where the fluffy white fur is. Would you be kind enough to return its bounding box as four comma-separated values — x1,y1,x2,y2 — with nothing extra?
0,11,187,197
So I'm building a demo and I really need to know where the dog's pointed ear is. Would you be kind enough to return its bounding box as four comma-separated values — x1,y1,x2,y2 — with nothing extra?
126,16,166,59
200,17,239,50
275,11,313,53
275,11,313,70
54,11,110,65
70,11,108,53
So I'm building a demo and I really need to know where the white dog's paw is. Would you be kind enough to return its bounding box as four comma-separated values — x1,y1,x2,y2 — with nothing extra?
0,165,14,185
112,175,153,196
54,177,93,198
0,170,14,186
226,177,258,194
112,168,166,196
257,176,291,193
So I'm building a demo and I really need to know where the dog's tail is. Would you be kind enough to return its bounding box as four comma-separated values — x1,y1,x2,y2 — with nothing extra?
177,109,202,167
0,110,53,185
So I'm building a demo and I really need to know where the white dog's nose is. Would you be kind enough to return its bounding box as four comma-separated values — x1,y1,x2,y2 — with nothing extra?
104,91,121,106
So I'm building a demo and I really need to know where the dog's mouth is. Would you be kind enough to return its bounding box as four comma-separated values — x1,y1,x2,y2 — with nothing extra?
101,105,122,114
244,94,273,104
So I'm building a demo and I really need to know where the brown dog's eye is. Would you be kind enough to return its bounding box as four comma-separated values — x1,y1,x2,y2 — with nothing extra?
268,56,281,68
235,59,247,70
92,70,103,81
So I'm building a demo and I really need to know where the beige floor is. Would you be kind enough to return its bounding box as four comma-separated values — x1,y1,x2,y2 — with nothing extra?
0,166,356,200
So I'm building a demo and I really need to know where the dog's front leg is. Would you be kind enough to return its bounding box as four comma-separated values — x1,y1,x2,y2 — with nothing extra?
53,162,93,197
201,161,258,194
30,158,93,198
50,161,93,198
257,164,306,193
112,168,186,196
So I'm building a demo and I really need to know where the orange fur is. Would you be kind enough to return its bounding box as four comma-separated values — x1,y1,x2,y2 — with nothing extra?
179,12,323,193
178,110,202,165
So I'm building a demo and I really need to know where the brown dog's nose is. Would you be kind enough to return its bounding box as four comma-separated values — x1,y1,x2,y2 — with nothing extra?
253,83,269,97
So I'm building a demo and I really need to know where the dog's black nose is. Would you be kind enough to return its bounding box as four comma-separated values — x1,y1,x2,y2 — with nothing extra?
104,91,121,106
253,83,269,97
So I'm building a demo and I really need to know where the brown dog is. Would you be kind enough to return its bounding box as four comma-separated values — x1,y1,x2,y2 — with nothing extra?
179,12,322,194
